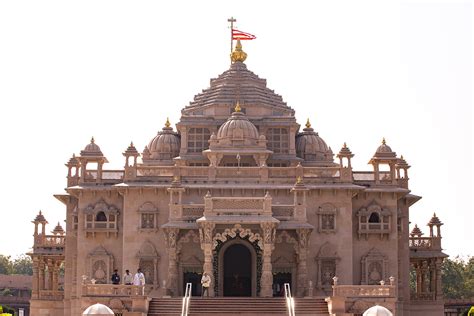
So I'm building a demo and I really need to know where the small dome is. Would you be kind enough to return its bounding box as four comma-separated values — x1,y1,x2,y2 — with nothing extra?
410,224,423,236
66,154,80,167
363,305,393,316
296,119,333,162
395,155,410,168
33,210,47,223
428,213,443,226
52,222,65,235
123,142,139,156
146,120,180,161
80,137,104,157
217,108,259,141
373,138,396,158
337,142,353,157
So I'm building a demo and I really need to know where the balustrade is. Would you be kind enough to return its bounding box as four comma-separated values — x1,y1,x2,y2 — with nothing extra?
34,235,65,248
82,284,145,297
333,285,396,298
409,237,441,250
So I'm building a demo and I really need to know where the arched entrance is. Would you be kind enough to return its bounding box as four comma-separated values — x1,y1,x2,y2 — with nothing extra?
223,243,252,296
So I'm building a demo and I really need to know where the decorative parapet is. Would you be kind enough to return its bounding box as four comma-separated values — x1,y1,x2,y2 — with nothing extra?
409,236,441,251
33,235,65,249
327,280,397,316
82,284,146,297
333,284,396,298
204,195,272,216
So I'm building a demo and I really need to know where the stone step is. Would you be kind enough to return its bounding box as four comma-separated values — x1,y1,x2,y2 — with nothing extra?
148,297,329,316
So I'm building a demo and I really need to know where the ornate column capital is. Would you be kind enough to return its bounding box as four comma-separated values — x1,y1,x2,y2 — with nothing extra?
163,227,180,249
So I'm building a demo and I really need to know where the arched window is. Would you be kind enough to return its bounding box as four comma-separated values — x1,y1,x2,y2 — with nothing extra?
187,128,211,153
368,212,380,223
96,211,107,222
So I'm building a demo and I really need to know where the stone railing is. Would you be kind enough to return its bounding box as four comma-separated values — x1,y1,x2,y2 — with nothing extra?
303,167,340,178
205,195,272,216
272,205,294,219
333,284,396,298
410,291,436,301
77,164,352,185
38,289,64,300
82,284,145,297
409,236,441,251
34,234,65,248
136,166,174,177
182,205,204,220
216,167,260,178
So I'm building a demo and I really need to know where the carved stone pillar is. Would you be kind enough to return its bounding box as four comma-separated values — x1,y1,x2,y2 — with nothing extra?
31,257,39,299
38,258,45,293
296,228,312,297
199,222,215,296
52,260,59,292
163,227,179,296
260,222,276,297
153,258,158,288
435,258,443,300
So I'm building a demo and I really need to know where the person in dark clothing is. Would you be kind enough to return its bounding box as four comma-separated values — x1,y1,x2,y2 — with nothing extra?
111,269,121,285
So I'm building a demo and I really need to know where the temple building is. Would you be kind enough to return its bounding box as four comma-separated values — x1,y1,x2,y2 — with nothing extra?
28,40,447,316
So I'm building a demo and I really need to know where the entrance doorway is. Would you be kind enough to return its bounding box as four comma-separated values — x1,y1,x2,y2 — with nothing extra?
273,272,291,297
183,272,202,296
223,244,252,296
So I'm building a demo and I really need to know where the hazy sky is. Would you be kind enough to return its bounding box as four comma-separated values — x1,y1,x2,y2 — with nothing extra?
0,1,471,259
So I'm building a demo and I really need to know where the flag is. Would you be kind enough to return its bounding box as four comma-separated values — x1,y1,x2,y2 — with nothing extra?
232,29,256,40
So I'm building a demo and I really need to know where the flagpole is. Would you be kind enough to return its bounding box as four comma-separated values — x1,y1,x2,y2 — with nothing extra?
228,17,236,54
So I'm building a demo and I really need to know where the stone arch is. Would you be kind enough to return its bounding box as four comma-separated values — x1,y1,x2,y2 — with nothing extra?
361,248,389,285
87,246,114,284
212,225,263,296
213,224,263,250
136,241,160,288
315,242,340,293
218,238,258,297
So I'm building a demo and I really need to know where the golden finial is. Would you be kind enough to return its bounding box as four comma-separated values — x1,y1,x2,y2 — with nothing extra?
382,137,386,145
91,137,95,143
165,117,171,128
234,101,241,112
231,39,247,63
305,118,311,128
296,176,302,184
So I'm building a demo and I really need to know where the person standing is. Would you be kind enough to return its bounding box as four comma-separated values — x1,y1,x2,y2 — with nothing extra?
123,269,133,285
201,272,211,297
111,269,121,285
133,268,146,295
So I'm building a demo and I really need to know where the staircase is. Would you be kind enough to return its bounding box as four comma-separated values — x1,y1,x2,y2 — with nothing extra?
148,297,329,316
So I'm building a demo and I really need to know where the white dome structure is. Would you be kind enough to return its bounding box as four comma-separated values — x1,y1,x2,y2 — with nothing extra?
363,305,393,316
82,303,114,315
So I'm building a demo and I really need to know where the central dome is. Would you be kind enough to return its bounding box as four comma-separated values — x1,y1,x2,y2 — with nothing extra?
184,61,291,112
217,108,259,141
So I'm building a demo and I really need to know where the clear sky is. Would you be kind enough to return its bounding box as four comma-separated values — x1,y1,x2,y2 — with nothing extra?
0,1,471,259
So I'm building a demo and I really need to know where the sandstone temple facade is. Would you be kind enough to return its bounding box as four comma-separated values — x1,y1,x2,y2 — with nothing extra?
29,40,447,316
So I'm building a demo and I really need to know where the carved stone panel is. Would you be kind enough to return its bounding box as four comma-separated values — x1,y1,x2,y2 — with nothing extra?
361,248,388,285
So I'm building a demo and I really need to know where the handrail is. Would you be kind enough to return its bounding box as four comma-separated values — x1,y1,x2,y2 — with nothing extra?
181,282,192,316
284,283,295,316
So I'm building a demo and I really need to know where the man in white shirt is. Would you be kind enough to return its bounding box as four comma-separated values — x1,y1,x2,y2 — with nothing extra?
133,268,146,295
123,269,133,285
201,272,211,297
